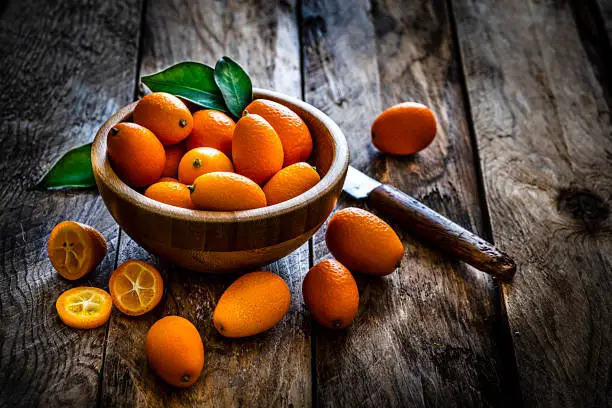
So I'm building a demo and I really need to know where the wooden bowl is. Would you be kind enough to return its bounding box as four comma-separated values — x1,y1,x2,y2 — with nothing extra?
92,89,349,273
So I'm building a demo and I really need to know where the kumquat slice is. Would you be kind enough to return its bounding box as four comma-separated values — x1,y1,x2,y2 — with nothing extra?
109,260,164,316
56,287,112,329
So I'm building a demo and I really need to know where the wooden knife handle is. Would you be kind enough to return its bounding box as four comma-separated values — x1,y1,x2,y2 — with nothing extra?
367,184,516,281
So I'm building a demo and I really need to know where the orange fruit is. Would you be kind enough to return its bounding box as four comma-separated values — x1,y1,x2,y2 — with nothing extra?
213,271,290,338
244,99,313,166
157,176,178,183
144,181,195,209
178,147,234,185
186,110,235,157
133,92,193,146
56,287,112,329
107,122,166,187
109,260,164,316
302,259,359,329
232,113,284,184
371,102,437,155
263,162,320,206
48,221,107,280
162,143,185,178
326,208,404,276
146,316,204,388
190,172,267,211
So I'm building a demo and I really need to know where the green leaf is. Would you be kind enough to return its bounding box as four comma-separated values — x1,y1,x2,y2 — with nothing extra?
214,57,253,118
39,143,96,189
141,61,229,113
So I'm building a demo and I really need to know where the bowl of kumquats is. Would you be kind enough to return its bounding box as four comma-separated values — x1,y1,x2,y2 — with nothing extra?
91,59,348,272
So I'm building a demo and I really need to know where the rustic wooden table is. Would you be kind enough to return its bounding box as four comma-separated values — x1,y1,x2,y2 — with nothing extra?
1,0,611,407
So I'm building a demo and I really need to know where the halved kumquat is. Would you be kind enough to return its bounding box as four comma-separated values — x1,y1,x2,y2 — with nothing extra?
109,260,164,316
48,221,107,280
56,287,112,329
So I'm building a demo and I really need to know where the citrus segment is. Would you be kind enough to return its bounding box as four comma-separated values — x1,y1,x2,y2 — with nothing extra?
109,260,164,316
48,221,107,280
56,287,112,329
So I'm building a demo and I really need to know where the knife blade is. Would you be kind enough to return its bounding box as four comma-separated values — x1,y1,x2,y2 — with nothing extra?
343,166,516,281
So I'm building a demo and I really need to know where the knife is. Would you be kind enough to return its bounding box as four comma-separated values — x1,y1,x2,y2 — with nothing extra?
342,166,516,281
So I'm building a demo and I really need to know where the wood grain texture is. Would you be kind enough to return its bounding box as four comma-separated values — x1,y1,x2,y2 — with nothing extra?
0,0,142,407
302,0,513,406
139,0,301,95
452,0,612,406
100,0,312,406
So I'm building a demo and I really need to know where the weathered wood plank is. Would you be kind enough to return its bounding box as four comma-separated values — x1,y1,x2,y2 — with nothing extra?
139,0,301,94
100,1,310,407
0,0,143,407
452,0,612,406
302,0,513,406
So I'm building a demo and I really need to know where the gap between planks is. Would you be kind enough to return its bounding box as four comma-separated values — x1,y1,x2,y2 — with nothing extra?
445,0,524,403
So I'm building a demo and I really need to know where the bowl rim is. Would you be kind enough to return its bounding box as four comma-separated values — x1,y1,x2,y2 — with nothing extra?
92,88,349,224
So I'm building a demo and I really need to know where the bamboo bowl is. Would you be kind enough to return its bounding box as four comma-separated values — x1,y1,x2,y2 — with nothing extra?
92,89,349,273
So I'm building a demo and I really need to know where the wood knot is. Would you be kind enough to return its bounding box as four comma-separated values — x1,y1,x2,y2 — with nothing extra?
557,188,609,232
